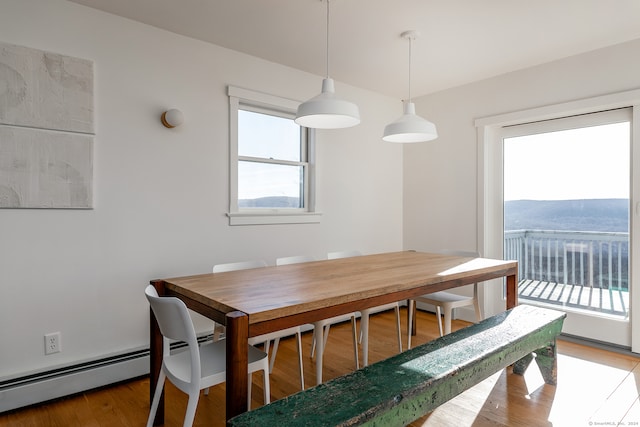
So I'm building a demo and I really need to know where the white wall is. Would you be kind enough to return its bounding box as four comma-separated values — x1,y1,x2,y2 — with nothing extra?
0,0,403,379
404,38,640,253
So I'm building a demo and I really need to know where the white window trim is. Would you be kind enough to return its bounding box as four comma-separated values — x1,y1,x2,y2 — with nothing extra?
227,86,321,225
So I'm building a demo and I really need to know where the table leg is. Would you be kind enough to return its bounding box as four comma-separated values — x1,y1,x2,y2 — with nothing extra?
149,280,164,426
506,273,518,309
313,320,324,385
226,311,249,421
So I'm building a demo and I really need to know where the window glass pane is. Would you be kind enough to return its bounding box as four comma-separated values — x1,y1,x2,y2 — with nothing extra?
503,120,630,320
238,161,303,208
238,110,301,161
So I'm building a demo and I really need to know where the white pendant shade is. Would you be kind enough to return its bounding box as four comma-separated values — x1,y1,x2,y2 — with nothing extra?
383,30,437,143
382,101,438,143
295,78,360,129
295,1,360,129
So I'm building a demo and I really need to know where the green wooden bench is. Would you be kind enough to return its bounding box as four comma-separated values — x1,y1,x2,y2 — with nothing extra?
227,304,566,427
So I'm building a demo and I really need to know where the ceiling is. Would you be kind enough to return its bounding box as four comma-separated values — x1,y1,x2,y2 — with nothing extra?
68,0,640,100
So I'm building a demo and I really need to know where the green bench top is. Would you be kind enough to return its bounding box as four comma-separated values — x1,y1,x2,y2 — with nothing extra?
228,304,566,427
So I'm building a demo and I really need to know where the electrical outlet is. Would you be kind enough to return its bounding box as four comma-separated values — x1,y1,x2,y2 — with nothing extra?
44,332,61,355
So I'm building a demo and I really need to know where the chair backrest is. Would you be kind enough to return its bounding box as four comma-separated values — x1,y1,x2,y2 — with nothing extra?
327,250,362,260
145,285,198,345
276,255,316,266
145,285,202,389
213,260,268,273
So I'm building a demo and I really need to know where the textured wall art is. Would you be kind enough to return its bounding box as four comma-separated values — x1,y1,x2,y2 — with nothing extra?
0,42,94,209
0,127,93,208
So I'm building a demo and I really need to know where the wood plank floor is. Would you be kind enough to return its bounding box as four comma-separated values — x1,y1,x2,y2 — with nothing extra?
2,307,640,426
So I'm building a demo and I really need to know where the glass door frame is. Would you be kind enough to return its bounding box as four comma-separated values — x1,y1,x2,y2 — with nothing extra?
475,89,640,352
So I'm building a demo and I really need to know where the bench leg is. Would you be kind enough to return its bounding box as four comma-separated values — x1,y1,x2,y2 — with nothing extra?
513,342,558,385
534,343,558,385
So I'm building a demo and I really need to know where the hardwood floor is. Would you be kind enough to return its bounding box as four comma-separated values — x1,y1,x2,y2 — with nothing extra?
2,308,640,426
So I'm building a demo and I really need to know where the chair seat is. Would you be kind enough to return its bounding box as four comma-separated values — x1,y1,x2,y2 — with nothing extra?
166,340,267,392
318,313,355,325
416,291,473,305
248,326,300,344
360,302,398,315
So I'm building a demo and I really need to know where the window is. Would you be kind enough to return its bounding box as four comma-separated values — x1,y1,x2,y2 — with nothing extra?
227,86,321,225
475,89,640,349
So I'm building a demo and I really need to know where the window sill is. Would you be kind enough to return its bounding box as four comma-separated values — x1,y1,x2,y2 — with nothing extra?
227,211,322,226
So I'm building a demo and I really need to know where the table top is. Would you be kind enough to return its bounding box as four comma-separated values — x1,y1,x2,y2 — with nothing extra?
160,251,517,326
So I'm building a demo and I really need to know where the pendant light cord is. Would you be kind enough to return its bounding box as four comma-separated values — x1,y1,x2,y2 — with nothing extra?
407,34,412,103
326,0,330,78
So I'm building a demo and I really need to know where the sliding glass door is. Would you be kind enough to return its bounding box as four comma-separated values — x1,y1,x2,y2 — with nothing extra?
501,109,631,345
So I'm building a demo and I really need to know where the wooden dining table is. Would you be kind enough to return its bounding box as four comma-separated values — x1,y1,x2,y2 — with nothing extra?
149,250,518,424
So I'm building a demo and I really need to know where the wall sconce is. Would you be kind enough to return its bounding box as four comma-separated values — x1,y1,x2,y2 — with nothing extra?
161,109,184,128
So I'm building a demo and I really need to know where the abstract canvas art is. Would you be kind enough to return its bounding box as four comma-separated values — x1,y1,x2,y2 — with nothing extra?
0,42,94,208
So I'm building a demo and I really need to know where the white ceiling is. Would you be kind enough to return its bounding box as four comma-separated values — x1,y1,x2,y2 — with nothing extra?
68,0,640,100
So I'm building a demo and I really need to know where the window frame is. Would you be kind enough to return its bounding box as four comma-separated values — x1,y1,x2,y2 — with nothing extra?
475,88,640,350
227,86,321,225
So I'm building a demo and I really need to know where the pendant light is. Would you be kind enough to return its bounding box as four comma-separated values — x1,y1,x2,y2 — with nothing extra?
383,30,438,143
295,0,360,129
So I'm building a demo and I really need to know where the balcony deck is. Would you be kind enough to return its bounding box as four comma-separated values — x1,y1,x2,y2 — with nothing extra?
518,279,629,318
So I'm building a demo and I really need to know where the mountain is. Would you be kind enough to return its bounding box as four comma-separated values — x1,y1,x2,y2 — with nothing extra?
504,199,629,232
238,196,300,208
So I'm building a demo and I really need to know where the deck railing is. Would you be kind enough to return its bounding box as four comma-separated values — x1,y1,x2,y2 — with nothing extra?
504,230,629,290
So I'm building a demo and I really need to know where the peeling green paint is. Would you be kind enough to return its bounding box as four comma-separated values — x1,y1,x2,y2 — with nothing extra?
228,305,566,427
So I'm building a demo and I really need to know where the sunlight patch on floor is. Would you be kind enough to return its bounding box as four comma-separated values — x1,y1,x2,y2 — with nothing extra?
549,352,634,426
411,348,639,427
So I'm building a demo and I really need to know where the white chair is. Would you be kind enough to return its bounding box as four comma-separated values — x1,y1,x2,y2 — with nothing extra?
277,255,359,385
213,260,305,390
328,251,403,367
145,285,269,427
407,250,482,349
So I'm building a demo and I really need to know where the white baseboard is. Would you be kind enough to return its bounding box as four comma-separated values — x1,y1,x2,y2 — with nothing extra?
0,349,151,413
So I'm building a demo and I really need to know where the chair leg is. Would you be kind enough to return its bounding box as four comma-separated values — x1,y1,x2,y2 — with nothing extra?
213,323,225,341
262,361,271,405
268,338,279,373
394,305,402,353
295,331,305,390
310,328,317,359
360,309,370,366
184,392,200,427
146,371,166,427
204,322,226,397
473,284,482,322
247,373,253,409
263,340,271,361
351,315,359,370
436,306,444,336
313,320,325,385
311,324,330,360
407,300,414,349
323,324,331,349
473,298,482,322
442,306,453,335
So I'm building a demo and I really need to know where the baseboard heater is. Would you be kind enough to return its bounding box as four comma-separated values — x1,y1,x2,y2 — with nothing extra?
0,337,210,413
0,311,405,413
